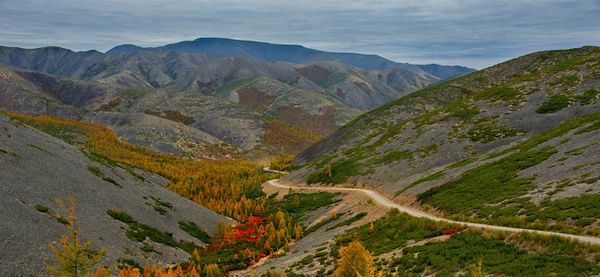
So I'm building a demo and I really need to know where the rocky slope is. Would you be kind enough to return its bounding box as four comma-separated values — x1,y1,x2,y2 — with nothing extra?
287,46,600,234
0,113,229,276
0,40,472,156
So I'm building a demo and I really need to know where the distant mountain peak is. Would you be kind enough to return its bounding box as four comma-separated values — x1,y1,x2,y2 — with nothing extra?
106,44,143,55
105,37,475,74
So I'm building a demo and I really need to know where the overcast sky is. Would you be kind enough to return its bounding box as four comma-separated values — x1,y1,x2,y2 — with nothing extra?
0,0,598,69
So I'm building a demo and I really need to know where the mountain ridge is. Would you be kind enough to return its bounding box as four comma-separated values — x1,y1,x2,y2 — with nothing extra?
286,45,600,236
106,37,475,74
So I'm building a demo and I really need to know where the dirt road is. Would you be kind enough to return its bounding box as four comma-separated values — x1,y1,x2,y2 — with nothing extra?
265,179,600,245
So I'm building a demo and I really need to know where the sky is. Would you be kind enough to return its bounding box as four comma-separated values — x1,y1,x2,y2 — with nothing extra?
0,0,599,69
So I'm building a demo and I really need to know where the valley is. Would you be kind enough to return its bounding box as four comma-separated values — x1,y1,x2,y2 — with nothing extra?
1,38,599,277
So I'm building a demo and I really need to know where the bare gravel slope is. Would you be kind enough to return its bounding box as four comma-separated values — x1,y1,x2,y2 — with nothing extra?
0,113,229,276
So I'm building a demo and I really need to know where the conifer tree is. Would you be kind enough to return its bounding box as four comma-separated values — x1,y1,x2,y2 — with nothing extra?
334,241,380,277
46,198,106,277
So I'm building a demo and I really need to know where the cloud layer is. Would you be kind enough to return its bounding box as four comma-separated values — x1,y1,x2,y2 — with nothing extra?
1,0,599,68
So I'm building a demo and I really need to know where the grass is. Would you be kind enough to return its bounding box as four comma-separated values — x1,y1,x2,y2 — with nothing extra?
87,166,103,176
334,208,600,276
395,171,445,196
304,212,346,235
88,166,122,187
101,176,121,187
391,231,599,276
474,86,521,102
443,100,480,120
336,209,458,256
415,110,600,233
34,204,49,214
537,93,571,113
326,212,367,230
447,156,478,169
417,144,438,158
576,88,600,105
367,149,413,165
273,192,340,222
84,152,145,181
550,74,580,87
465,117,520,143
178,221,210,243
107,209,198,254
307,159,361,184
419,146,557,213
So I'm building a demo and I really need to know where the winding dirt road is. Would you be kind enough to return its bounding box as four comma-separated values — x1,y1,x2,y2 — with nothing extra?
265,179,600,245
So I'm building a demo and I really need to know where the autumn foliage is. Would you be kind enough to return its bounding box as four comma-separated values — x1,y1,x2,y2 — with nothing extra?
7,112,272,222
269,154,294,171
7,112,302,273
46,198,106,277
262,118,321,155
334,241,381,277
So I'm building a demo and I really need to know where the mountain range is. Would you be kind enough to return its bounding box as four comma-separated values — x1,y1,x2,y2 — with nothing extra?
287,46,600,235
0,38,473,157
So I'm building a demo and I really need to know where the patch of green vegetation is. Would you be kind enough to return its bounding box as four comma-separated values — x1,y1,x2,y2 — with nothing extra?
532,194,600,224
307,159,361,184
419,146,557,214
537,93,571,113
474,86,521,102
140,242,157,253
88,166,123,188
417,144,438,158
576,88,600,105
83,152,145,181
273,192,340,222
178,221,210,243
87,166,103,177
0,147,16,156
550,74,580,87
543,54,595,75
107,209,198,254
116,258,141,270
465,117,520,143
152,205,167,215
443,100,480,120
575,120,600,135
151,196,173,209
101,176,122,187
27,143,49,153
327,212,367,230
313,153,335,168
395,171,445,197
447,156,478,169
368,149,413,165
492,110,600,158
391,231,599,276
56,216,69,225
216,77,257,94
34,204,49,214
240,185,266,200
336,209,457,256
304,212,346,235
149,197,172,215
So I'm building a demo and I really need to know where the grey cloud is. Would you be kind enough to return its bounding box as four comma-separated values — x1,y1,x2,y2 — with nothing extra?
0,0,598,68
